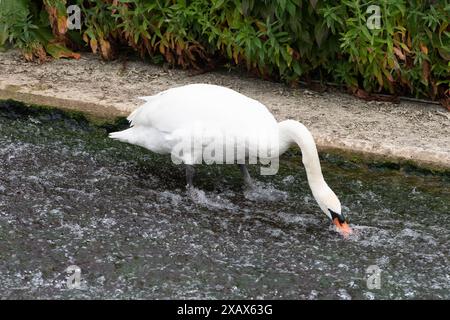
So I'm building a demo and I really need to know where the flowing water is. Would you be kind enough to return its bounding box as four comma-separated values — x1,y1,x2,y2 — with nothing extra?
0,100,448,299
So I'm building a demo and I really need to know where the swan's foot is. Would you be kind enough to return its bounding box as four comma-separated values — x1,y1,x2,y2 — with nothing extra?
238,164,254,188
185,164,195,188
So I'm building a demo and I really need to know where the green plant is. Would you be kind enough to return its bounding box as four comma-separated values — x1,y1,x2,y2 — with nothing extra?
0,0,79,61
1,0,448,102
331,0,449,99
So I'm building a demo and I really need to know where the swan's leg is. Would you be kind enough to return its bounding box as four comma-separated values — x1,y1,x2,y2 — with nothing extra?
185,165,195,188
238,164,253,187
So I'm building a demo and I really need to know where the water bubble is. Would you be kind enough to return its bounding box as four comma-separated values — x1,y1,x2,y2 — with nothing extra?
337,289,352,300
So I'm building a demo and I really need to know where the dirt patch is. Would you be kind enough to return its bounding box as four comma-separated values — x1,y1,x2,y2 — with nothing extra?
0,50,449,169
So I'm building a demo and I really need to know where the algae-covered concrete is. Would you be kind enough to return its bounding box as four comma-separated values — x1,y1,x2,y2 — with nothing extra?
0,50,449,169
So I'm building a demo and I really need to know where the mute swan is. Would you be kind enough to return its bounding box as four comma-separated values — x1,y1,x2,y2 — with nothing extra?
110,84,351,236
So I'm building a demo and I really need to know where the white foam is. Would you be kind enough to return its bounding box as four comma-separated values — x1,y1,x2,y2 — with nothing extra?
244,181,288,202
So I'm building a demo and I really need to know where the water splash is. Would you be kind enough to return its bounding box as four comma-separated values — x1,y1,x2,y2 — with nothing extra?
0,101,449,299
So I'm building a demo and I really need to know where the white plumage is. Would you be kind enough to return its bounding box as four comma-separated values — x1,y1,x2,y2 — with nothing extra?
110,83,350,233
111,84,279,163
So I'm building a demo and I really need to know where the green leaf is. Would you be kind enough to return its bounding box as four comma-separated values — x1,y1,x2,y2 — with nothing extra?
286,1,296,17
314,23,328,47
293,61,302,75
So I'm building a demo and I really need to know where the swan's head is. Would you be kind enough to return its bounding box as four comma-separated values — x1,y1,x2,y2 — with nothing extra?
314,185,352,237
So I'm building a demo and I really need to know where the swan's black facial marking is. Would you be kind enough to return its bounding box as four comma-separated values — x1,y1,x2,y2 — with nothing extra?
329,209,346,224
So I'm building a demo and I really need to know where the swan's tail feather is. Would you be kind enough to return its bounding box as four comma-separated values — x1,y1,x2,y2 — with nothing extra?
109,128,136,144
127,108,139,125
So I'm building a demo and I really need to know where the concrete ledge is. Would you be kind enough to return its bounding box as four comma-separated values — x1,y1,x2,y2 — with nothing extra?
0,88,124,119
1,50,449,170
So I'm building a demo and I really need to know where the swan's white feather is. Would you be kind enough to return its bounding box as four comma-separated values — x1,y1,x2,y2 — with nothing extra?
109,83,344,222
113,84,279,162
132,84,274,130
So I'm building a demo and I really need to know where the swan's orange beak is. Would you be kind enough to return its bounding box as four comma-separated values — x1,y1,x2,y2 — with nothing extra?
333,218,353,238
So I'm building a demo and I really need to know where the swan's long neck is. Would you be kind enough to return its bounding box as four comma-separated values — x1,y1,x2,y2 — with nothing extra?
278,120,325,188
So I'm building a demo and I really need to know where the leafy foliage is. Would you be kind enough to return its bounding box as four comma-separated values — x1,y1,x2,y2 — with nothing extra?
1,0,448,101
0,0,79,60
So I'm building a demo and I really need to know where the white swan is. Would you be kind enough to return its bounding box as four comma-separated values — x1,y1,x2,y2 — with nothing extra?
110,84,351,235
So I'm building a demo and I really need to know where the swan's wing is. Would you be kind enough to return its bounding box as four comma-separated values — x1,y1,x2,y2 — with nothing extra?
128,92,166,126
128,84,276,133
